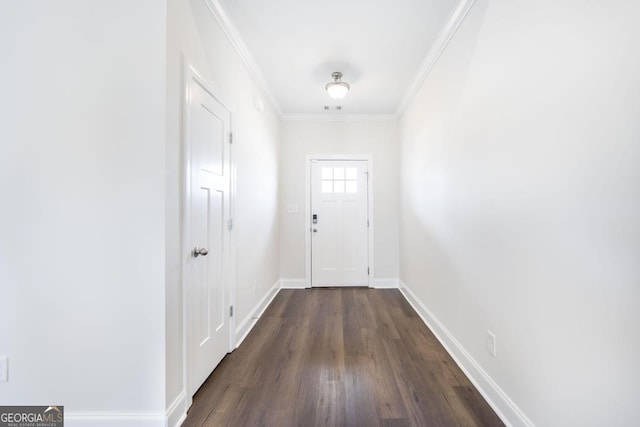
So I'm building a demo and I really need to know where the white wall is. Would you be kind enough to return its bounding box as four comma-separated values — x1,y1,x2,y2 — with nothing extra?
166,0,281,418
0,0,280,423
0,0,167,420
399,0,640,426
279,120,399,285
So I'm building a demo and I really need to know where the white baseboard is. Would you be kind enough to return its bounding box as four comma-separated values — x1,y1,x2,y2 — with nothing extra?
373,278,399,289
166,391,186,427
66,390,187,427
399,281,533,427
235,281,281,348
279,278,308,289
65,413,165,427
280,279,397,289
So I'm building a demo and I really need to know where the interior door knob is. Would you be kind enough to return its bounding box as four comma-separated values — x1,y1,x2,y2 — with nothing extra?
192,247,209,257
313,228,318,233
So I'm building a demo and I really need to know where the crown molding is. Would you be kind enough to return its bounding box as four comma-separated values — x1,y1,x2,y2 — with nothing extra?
396,0,477,118
281,113,397,123
202,0,283,118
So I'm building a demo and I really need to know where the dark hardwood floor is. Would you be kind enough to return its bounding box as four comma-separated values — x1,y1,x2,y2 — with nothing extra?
182,288,504,427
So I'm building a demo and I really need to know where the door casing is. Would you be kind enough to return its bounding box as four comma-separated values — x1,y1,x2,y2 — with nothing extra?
305,154,374,288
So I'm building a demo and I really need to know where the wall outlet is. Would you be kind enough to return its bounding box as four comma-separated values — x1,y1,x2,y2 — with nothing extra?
0,356,8,382
487,331,497,358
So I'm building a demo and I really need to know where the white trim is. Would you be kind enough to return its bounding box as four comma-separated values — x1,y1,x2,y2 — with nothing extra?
235,281,281,347
181,61,236,409
201,0,282,117
399,281,534,427
396,0,477,117
280,279,309,289
228,97,238,353
65,413,165,427
165,391,187,427
373,278,399,289
305,155,375,288
181,60,195,411
281,113,397,123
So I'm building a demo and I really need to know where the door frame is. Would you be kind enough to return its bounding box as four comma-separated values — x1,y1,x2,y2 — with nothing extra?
181,61,237,407
305,154,374,288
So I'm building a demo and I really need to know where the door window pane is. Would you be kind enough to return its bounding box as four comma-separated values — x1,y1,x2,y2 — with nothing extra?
321,167,333,180
320,166,359,194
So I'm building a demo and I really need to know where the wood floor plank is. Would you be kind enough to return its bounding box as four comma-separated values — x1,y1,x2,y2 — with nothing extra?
342,356,379,427
183,288,504,427
361,330,409,420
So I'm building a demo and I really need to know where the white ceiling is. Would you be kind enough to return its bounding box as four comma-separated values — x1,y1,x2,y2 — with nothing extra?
219,0,459,116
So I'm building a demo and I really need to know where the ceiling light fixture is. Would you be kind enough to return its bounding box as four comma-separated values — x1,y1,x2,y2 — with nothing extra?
325,72,350,100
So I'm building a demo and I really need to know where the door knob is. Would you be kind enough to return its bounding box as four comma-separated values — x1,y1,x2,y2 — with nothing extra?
313,228,318,233
192,247,209,257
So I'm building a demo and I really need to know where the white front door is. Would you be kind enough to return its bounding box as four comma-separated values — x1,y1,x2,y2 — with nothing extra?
185,72,231,396
311,160,369,286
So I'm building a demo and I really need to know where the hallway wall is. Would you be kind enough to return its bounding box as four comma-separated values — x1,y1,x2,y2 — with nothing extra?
0,0,167,421
166,0,281,419
279,120,399,286
398,0,640,425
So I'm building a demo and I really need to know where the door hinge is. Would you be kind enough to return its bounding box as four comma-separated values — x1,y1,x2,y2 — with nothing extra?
230,305,234,317
229,132,233,144
367,267,370,275
228,219,233,231
367,219,369,227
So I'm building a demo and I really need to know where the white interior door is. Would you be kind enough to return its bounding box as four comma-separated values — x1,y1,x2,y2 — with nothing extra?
311,160,369,286
185,73,231,396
